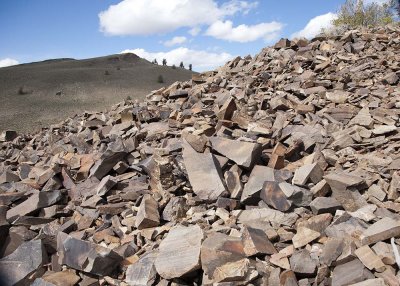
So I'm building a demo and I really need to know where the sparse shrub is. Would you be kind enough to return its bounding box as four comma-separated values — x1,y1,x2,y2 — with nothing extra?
116,66,121,70
189,64,193,71
162,58,167,66
179,61,184,69
157,75,164,83
126,95,132,101
333,0,396,28
18,86,31,95
104,70,110,75
172,64,176,69
152,59,158,65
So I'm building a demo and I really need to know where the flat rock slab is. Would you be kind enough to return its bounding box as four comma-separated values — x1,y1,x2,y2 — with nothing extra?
126,251,157,286
292,227,320,248
135,194,160,230
241,165,292,204
360,217,400,245
6,190,63,222
57,232,121,276
155,225,203,279
260,181,292,212
201,232,246,281
0,239,46,286
210,137,261,169
331,259,374,286
183,142,226,201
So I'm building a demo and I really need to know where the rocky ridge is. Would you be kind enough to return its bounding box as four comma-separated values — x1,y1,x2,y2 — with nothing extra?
0,25,400,285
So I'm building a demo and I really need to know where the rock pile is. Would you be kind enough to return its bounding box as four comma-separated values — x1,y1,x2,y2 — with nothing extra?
0,25,400,285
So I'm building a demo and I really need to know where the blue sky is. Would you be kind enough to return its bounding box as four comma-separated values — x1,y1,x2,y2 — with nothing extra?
0,0,389,71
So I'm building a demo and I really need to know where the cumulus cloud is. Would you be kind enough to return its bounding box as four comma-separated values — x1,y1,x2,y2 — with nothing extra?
163,36,187,47
121,47,233,71
99,0,258,36
205,20,283,43
291,12,337,39
365,0,390,4
0,58,19,68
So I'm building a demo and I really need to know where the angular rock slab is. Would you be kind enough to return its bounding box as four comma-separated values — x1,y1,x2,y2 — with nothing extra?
241,165,292,204
155,225,203,279
210,136,261,169
183,142,226,201
260,181,292,212
6,190,63,222
331,259,374,286
0,239,46,286
360,217,400,245
135,194,160,230
126,251,157,286
57,232,121,276
201,232,246,281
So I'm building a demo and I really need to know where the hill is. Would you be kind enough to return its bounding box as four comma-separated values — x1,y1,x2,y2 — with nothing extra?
0,53,194,132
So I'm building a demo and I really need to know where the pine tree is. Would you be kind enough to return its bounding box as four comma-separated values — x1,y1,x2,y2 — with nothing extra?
189,64,192,71
179,62,184,69
162,58,167,66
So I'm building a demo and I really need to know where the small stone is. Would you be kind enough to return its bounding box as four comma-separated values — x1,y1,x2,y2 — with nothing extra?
372,125,397,135
290,249,317,276
135,194,160,230
241,165,292,204
310,197,342,215
0,130,18,142
260,181,292,212
292,163,323,186
320,238,344,266
95,175,117,196
292,227,320,248
241,226,277,256
213,258,249,283
348,278,386,286
155,225,203,279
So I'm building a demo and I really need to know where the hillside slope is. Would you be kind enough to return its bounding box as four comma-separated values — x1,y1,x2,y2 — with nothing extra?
0,53,194,132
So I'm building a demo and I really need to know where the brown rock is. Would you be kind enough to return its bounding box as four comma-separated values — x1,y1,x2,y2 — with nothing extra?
155,225,203,279
360,217,400,245
331,259,374,286
292,227,320,248
135,194,160,230
126,252,157,286
183,142,226,201
210,136,261,169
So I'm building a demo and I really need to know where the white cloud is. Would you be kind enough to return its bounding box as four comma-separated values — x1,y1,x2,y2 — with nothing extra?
163,36,187,47
121,47,233,71
205,20,283,43
189,27,201,36
291,12,337,39
365,0,390,4
99,0,258,36
0,58,19,68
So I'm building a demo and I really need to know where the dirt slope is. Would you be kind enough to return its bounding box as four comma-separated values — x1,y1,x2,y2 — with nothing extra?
0,53,194,132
